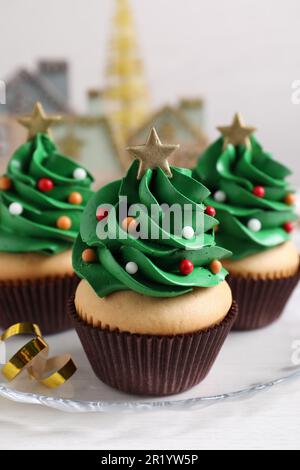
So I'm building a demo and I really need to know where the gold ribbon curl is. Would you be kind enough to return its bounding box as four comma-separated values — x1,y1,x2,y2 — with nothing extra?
1,322,77,388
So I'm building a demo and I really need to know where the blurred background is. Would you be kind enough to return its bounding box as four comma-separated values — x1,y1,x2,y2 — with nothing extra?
0,0,299,185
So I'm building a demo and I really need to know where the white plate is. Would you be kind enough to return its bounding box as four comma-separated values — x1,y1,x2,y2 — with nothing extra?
0,231,300,413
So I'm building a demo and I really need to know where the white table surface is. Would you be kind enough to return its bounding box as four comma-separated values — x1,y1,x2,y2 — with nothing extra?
0,378,300,450
1,229,300,450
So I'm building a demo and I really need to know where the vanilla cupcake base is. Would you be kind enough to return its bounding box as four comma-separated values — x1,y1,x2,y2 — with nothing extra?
75,279,233,335
223,242,300,331
70,282,237,396
0,250,74,280
0,250,78,335
223,241,299,280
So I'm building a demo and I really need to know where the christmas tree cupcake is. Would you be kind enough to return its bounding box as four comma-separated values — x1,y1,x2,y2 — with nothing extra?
0,103,94,334
70,128,237,396
193,113,299,330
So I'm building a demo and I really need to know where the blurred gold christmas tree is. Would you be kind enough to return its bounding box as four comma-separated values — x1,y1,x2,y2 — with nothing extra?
104,0,150,145
0,0,207,182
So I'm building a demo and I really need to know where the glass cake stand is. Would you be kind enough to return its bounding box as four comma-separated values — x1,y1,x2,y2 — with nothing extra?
0,231,300,413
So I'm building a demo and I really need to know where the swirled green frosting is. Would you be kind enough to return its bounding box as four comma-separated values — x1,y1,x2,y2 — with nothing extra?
193,136,297,260
0,133,94,254
73,160,231,298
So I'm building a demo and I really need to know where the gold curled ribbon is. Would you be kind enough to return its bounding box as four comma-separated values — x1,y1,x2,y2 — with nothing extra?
0,322,77,388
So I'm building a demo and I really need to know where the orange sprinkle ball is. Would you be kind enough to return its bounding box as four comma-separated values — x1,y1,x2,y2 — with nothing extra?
82,248,97,263
68,192,83,205
121,216,138,233
56,216,72,230
210,260,222,274
284,193,297,206
0,176,12,191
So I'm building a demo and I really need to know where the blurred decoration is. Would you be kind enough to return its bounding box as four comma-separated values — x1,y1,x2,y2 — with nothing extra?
57,131,84,160
52,110,123,187
0,67,124,186
0,60,71,115
0,0,208,182
103,0,150,146
126,99,208,169
0,116,26,174
0,60,73,177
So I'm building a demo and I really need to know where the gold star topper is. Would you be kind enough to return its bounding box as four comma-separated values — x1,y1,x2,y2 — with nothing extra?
217,113,256,149
126,128,179,180
18,102,61,140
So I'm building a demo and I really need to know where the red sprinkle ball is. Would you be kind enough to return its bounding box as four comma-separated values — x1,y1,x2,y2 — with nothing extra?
179,259,194,275
37,178,54,192
205,206,217,217
252,186,265,198
96,207,109,221
283,222,294,233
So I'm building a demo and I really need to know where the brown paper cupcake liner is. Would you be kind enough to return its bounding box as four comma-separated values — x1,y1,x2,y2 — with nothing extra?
0,275,79,335
69,297,238,396
228,267,300,331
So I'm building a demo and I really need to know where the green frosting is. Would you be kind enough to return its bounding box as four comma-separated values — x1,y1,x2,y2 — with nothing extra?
73,160,231,298
193,136,297,260
0,133,94,254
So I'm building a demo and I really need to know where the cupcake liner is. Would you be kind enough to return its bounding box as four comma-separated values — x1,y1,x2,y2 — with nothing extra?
69,298,238,396
228,267,300,331
0,275,79,335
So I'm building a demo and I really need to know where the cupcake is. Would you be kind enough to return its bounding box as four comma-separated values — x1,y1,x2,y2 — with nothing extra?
70,128,237,396
193,113,299,330
0,102,94,334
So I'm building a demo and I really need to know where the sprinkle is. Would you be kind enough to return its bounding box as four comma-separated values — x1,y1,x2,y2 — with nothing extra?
9,202,23,216
182,226,195,240
37,178,54,192
247,218,262,232
205,206,217,217
68,192,83,205
82,248,97,263
0,176,12,191
179,259,194,275
96,207,109,221
283,222,294,233
214,190,226,203
121,217,139,233
210,260,222,274
252,186,265,198
125,262,138,275
56,216,72,230
284,193,297,206
73,168,87,180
